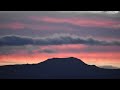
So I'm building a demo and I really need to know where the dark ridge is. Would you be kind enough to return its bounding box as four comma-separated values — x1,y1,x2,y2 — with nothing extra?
40,57,86,64
0,57,120,79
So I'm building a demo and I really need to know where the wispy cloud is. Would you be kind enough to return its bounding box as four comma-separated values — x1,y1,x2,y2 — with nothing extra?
0,22,66,30
58,11,120,14
29,16,120,29
43,17,120,28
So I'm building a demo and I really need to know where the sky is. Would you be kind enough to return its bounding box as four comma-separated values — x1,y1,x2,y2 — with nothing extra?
0,11,120,67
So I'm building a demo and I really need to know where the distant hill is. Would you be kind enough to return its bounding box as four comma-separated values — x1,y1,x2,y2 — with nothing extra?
99,65,120,69
0,57,120,79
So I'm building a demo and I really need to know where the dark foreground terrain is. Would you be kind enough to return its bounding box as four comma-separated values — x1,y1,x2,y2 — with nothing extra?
0,57,120,79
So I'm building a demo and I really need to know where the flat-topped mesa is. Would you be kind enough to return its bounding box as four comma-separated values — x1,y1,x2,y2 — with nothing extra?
39,57,88,66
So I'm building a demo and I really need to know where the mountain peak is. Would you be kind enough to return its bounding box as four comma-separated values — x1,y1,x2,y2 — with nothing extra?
46,57,80,60
40,57,87,66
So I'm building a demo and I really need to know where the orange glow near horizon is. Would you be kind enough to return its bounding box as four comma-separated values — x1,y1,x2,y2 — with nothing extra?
0,44,120,67
0,52,120,67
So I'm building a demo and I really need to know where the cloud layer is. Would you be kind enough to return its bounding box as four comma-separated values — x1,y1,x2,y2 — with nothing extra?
0,34,120,46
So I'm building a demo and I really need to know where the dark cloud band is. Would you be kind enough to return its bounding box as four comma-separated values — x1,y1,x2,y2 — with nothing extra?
0,34,120,46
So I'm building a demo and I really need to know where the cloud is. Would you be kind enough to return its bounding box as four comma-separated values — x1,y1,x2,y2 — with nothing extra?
0,22,27,30
103,11,119,14
31,16,120,29
0,47,17,55
58,11,120,14
0,46,28,55
58,11,120,17
0,45,42,55
37,49,57,53
0,34,120,46
0,35,34,46
0,22,75,31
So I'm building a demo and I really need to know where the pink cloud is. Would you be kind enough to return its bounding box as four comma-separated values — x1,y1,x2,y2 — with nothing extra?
35,44,120,54
29,16,120,29
1,16,120,30
0,21,108,32
38,44,86,53
0,21,74,31
27,24,73,31
0,22,27,30
7,22,26,29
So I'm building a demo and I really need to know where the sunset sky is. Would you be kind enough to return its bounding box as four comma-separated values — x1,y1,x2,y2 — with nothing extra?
0,11,120,67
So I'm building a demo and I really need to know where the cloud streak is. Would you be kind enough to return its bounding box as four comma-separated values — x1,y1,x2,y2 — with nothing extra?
41,17,120,29
29,16,120,29
0,34,120,46
58,11,120,14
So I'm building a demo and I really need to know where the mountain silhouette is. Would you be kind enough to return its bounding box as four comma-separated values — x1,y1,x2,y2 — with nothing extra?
0,57,120,79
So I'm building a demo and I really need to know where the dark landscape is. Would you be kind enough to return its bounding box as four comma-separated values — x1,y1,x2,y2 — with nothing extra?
0,57,120,79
